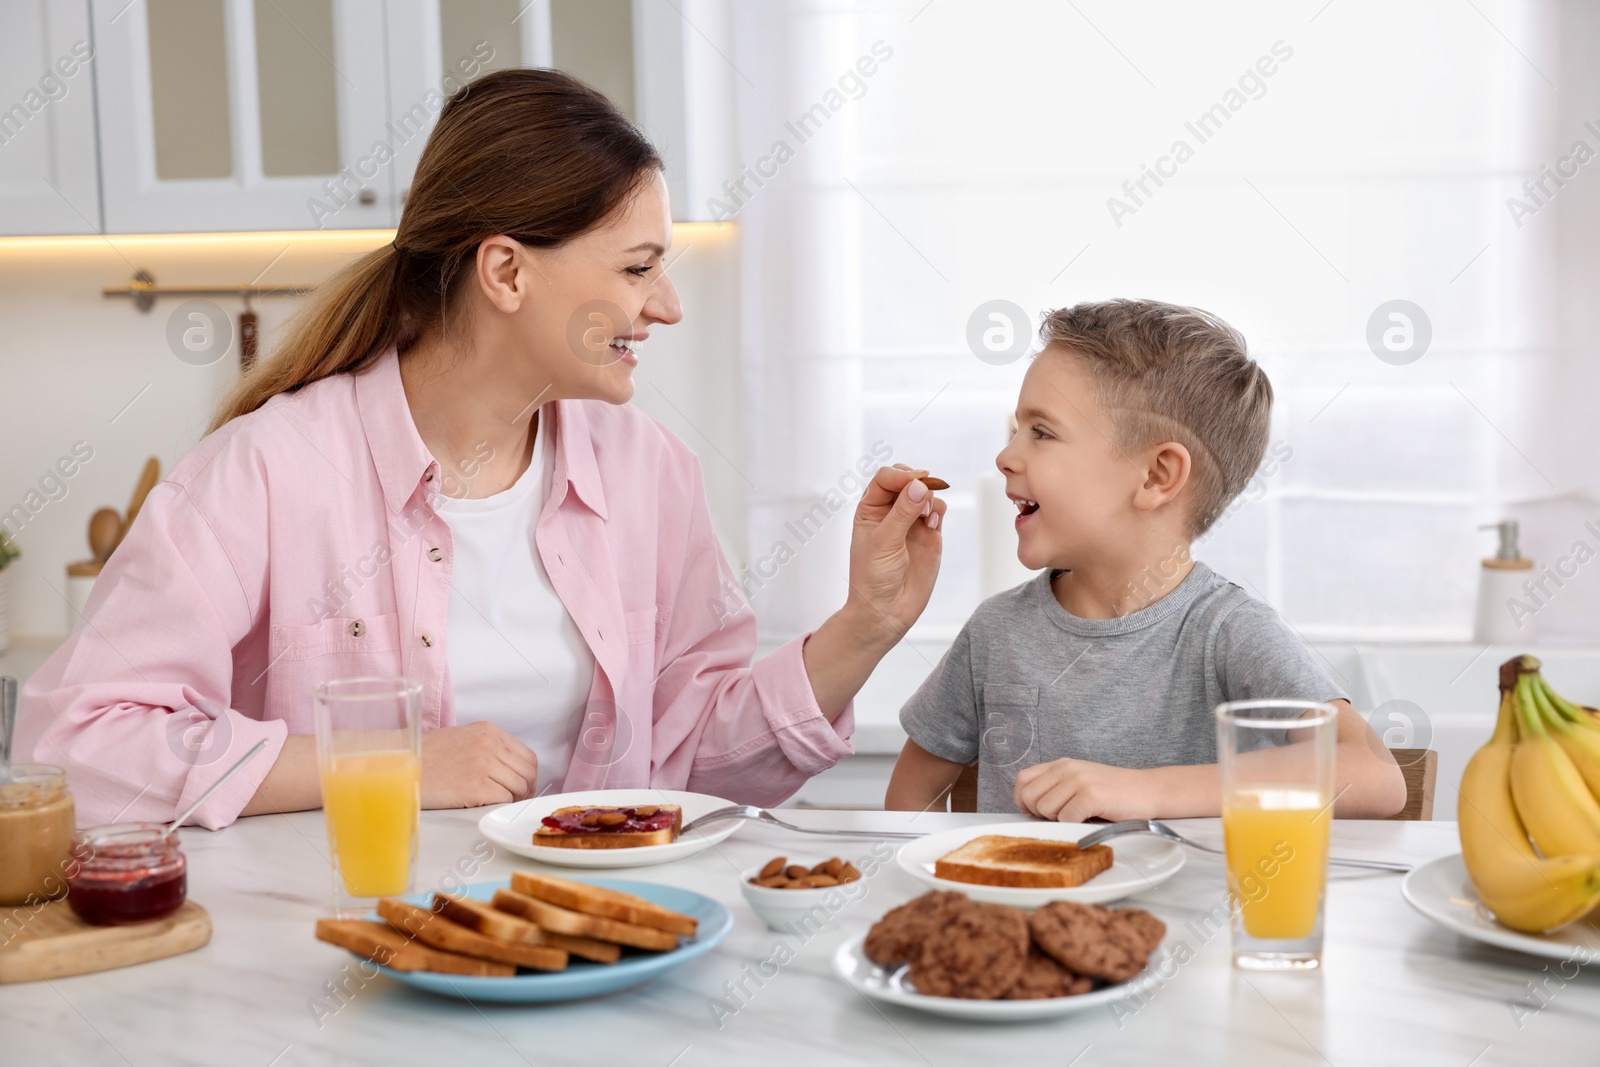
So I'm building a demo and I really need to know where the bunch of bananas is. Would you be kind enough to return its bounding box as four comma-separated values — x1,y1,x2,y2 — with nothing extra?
1459,655,1600,932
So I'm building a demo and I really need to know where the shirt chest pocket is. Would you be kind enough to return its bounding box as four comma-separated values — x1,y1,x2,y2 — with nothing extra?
979,683,1039,769
624,607,660,647
622,607,661,686
270,612,402,660
265,613,403,715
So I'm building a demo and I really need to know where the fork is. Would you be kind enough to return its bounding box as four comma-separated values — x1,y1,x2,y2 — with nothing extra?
1075,819,1412,873
681,804,925,840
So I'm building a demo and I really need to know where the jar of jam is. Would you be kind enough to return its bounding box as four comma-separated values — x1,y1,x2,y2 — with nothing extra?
0,764,75,906
65,823,187,926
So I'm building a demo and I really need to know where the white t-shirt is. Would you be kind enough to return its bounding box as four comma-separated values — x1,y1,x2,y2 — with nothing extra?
433,414,595,789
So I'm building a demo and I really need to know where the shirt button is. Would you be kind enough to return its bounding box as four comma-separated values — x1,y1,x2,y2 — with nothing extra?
348,620,365,637
428,547,443,562
420,633,434,647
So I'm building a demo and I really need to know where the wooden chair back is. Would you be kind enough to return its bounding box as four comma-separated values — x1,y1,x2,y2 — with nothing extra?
1382,747,1437,822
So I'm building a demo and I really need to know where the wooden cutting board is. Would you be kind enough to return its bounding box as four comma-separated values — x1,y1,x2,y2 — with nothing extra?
0,899,210,983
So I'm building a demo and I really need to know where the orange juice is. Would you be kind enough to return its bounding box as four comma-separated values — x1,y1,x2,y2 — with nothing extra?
321,749,419,897
1222,786,1330,940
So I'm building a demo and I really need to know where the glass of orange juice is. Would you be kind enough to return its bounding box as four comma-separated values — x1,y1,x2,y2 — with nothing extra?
1215,699,1337,971
313,676,422,917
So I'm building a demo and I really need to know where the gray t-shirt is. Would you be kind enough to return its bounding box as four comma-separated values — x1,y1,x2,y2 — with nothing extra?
899,562,1348,813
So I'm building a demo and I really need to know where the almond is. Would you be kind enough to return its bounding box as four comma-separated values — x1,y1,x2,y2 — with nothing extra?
921,476,949,491
759,857,786,879
633,805,659,817
824,857,844,876
596,811,628,827
785,865,810,880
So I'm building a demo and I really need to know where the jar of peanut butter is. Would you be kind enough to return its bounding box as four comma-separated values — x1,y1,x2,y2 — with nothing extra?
0,764,76,906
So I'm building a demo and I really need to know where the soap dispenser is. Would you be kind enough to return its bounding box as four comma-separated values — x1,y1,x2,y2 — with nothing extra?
1473,520,1535,645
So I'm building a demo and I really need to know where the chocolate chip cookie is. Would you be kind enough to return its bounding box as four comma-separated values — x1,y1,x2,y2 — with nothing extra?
863,891,966,967
1028,901,1165,982
906,900,1029,999
1004,944,1095,999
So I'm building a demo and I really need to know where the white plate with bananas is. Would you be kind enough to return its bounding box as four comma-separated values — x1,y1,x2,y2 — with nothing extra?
1402,855,1600,962
1407,657,1600,960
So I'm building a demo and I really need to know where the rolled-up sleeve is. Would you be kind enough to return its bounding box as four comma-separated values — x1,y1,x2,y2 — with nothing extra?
648,469,853,806
23,481,283,829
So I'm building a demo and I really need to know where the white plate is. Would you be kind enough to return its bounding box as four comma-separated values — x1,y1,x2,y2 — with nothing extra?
478,789,742,868
897,822,1185,907
1402,853,1600,962
833,932,1167,1021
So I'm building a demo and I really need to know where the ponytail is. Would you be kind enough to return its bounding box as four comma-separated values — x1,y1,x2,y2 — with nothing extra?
207,242,402,433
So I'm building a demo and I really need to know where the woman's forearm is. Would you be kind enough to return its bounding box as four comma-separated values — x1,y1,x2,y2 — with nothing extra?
238,734,322,816
800,603,900,721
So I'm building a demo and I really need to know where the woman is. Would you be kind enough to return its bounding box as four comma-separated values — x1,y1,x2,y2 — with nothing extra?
23,70,946,829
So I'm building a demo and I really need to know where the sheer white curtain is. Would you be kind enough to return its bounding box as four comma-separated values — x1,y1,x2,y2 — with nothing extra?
726,0,1595,646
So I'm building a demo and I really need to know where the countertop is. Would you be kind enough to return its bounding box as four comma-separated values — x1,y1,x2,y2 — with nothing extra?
4,807,1597,1065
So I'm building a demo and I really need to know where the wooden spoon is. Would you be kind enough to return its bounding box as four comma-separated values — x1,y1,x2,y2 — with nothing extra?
88,508,122,564
115,457,161,551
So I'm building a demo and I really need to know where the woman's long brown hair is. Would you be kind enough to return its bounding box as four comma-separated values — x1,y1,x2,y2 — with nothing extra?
207,68,662,433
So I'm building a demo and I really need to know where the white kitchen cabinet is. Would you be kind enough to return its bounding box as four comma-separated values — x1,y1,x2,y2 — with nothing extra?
383,0,733,223
379,0,554,220
0,1,102,235
92,0,395,233
5,0,732,236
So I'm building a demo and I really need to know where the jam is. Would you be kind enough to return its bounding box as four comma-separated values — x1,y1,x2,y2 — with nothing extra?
65,823,187,926
540,806,677,835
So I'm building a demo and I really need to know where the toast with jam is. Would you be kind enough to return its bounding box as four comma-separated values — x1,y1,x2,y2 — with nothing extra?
531,804,683,849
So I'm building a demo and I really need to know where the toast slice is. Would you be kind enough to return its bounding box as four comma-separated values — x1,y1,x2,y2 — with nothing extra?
437,893,621,963
491,887,679,951
534,928,624,964
376,899,568,972
532,804,682,849
510,870,698,937
314,919,514,977
433,894,545,944
933,835,1115,889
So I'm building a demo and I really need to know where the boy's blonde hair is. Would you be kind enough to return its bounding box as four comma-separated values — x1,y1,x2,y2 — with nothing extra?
1039,299,1272,537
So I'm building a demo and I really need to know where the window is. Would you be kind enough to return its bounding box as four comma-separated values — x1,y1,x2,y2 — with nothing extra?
728,0,1588,645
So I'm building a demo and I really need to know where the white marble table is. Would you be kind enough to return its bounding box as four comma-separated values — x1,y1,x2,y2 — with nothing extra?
5,808,1596,1066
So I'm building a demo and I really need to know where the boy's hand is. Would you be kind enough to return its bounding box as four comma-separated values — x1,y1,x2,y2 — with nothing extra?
1013,758,1158,823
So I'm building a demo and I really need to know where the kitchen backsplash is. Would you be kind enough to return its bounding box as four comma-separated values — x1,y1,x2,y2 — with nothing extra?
0,224,741,636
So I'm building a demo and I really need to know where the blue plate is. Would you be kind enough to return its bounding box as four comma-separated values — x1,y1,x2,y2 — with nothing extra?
354,878,732,1003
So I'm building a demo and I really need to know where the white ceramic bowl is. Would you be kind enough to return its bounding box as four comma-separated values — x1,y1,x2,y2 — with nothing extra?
738,853,872,932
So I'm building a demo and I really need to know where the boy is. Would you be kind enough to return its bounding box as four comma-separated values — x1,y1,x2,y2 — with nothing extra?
886,299,1405,819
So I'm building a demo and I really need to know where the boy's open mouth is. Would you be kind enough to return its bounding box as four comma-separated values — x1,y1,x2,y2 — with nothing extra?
1007,493,1040,523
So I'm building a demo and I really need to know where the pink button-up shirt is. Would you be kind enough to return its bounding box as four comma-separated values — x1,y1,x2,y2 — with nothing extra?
23,347,853,828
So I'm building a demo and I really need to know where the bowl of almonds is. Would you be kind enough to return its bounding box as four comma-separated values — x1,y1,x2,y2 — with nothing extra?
739,854,868,931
